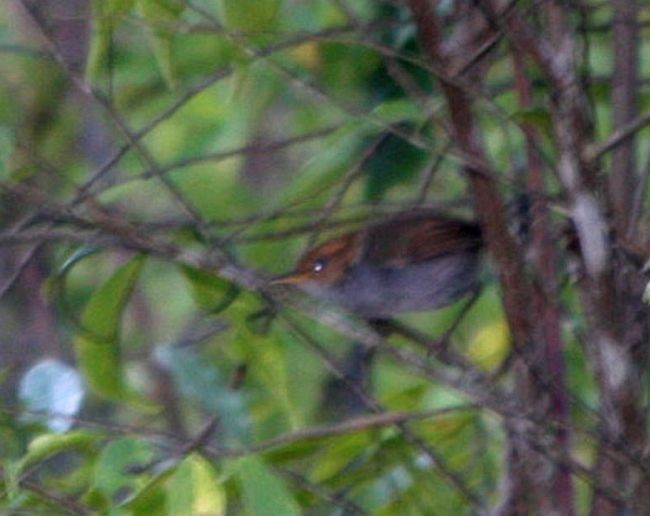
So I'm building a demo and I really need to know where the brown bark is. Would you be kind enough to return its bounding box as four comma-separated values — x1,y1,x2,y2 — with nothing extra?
405,1,545,510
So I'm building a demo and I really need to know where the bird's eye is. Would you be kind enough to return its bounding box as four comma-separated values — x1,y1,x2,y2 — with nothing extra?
313,258,327,273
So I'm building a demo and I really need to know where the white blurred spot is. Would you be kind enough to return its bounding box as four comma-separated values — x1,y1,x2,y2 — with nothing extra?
573,194,608,276
19,359,85,433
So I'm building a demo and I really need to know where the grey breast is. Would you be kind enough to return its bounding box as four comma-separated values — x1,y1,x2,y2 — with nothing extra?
331,252,480,318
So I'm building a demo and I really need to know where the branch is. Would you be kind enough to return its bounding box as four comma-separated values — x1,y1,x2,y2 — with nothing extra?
585,110,650,162
608,0,640,234
512,49,574,513
203,406,474,458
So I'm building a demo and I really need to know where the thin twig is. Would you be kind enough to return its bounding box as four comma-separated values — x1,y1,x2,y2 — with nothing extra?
585,110,650,162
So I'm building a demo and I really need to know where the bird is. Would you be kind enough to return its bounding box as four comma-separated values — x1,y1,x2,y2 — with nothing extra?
272,210,483,318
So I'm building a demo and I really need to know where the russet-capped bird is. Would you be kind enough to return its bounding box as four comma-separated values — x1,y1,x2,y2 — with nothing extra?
273,211,483,318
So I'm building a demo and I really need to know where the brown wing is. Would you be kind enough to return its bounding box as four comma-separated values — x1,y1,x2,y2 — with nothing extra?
363,212,482,267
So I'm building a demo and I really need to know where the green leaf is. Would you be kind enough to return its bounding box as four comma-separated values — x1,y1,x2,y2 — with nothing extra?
218,0,281,32
86,0,136,81
120,463,175,514
245,307,276,336
310,432,371,483
235,324,299,429
94,438,154,499
58,245,101,277
371,98,423,123
180,264,240,314
467,318,511,370
167,455,225,516
18,431,96,475
74,256,144,401
511,107,553,138
281,121,366,203
45,245,100,299
136,0,185,88
155,344,250,446
363,128,427,201
238,456,300,516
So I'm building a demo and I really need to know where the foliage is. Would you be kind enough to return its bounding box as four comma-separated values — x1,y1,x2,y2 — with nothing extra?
0,0,649,514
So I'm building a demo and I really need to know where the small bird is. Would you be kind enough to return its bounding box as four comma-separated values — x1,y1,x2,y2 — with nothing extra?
272,210,483,318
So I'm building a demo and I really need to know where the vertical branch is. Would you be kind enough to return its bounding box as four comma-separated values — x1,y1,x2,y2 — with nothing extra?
606,4,650,512
405,1,545,511
512,51,574,514
405,2,531,351
610,0,639,236
545,5,647,514
497,3,649,513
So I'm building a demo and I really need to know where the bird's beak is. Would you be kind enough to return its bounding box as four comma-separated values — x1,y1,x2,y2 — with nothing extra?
268,271,310,286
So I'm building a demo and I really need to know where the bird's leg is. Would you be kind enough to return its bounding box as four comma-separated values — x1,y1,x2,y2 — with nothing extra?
320,318,388,418
368,314,480,372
